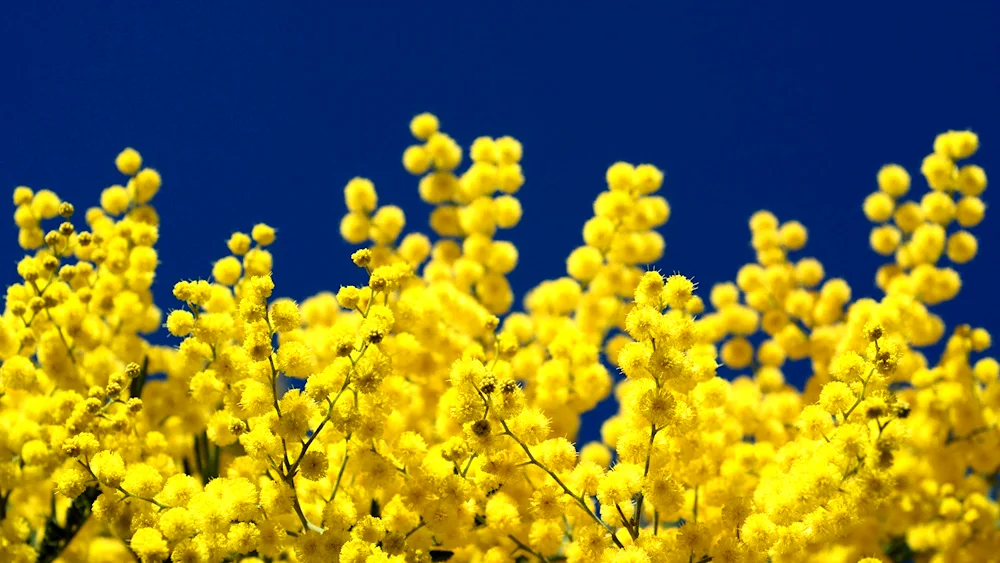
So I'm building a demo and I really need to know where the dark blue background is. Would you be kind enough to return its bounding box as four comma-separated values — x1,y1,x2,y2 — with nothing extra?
3,3,998,444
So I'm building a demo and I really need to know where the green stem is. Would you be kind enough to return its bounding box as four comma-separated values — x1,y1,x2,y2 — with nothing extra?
508,534,549,562
500,419,624,549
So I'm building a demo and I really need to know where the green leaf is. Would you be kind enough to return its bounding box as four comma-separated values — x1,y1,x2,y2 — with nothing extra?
430,550,455,561
128,355,150,399
883,535,915,562
0,490,10,521
35,486,100,563
193,430,220,485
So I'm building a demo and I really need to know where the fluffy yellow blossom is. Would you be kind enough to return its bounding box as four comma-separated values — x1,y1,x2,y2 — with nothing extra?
0,125,995,563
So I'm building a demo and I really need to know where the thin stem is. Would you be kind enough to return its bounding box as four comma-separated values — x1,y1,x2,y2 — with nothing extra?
841,368,874,421
692,485,699,523
508,534,549,562
289,387,347,476
75,459,170,510
405,521,425,539
461,452,478,478
631,423,659,533
330,441,352,502
616,504,636,538
268,355,282,417
288,486,322,533
500,419,624,549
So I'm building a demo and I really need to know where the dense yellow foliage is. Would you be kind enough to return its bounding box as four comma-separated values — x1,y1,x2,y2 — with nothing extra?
0,116,996,563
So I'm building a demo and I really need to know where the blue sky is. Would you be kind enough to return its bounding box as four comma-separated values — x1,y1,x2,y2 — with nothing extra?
2,2,998,443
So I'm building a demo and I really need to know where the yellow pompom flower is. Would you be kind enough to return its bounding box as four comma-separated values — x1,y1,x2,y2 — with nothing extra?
122,463,165,498
269,298,301,332
957,164,987,196
493,195,522,228
661,274,695,310
921,190,956,224
870,225,902,255
13,185,34,205
795,258,826,287
634,163,664,195
370,205,406,244
228,231,252,255
31,189,61,218
133,168,161,203
402,145,431,174
934,129,979,160
720,337,753,369
606,162,636,192
779,220,807,250
91,450,126,488
344,177,378,213
946,230,978,263
251,223,276,246
863,191,894,223
276,341,315,378
877,163,910,197
101,185,130,215
955,196,985,227
212,255,243,285
339,212,370,244
2,124,997,563
495,136,522,166
130,528,169,563
1,355,37,389
409,112,439,140
116,147,143,175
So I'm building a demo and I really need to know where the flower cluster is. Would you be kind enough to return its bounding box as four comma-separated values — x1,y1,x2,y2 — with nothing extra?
0,118,996,563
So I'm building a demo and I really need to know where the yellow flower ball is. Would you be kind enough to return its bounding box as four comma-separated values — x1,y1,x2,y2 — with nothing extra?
470,136,497,163
863,192,895,223
1,355,36,389
344,177,378,214
566,246,603,282
606,162,636,192
227,231,252,255
934,129,979,160
251,223,276,246
955,196,985,227
409,112,439,140
115,147,142,176
132,168,161,203
921,152,956,191
957,164,987,197
720,337,753,369
100,185,130,215
339,212,370,244
921,191,956,225
495,136,522,166
166,310,196,337
212,256,242,285
946,230,978,263
402,145,431,175
893,201,924,233
493,195,522,229
31,189,61,219
779,221,807,250
129,528,169,563
13,186,34,206
749,210,778,232
877,163,910,197
869,225,902,255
